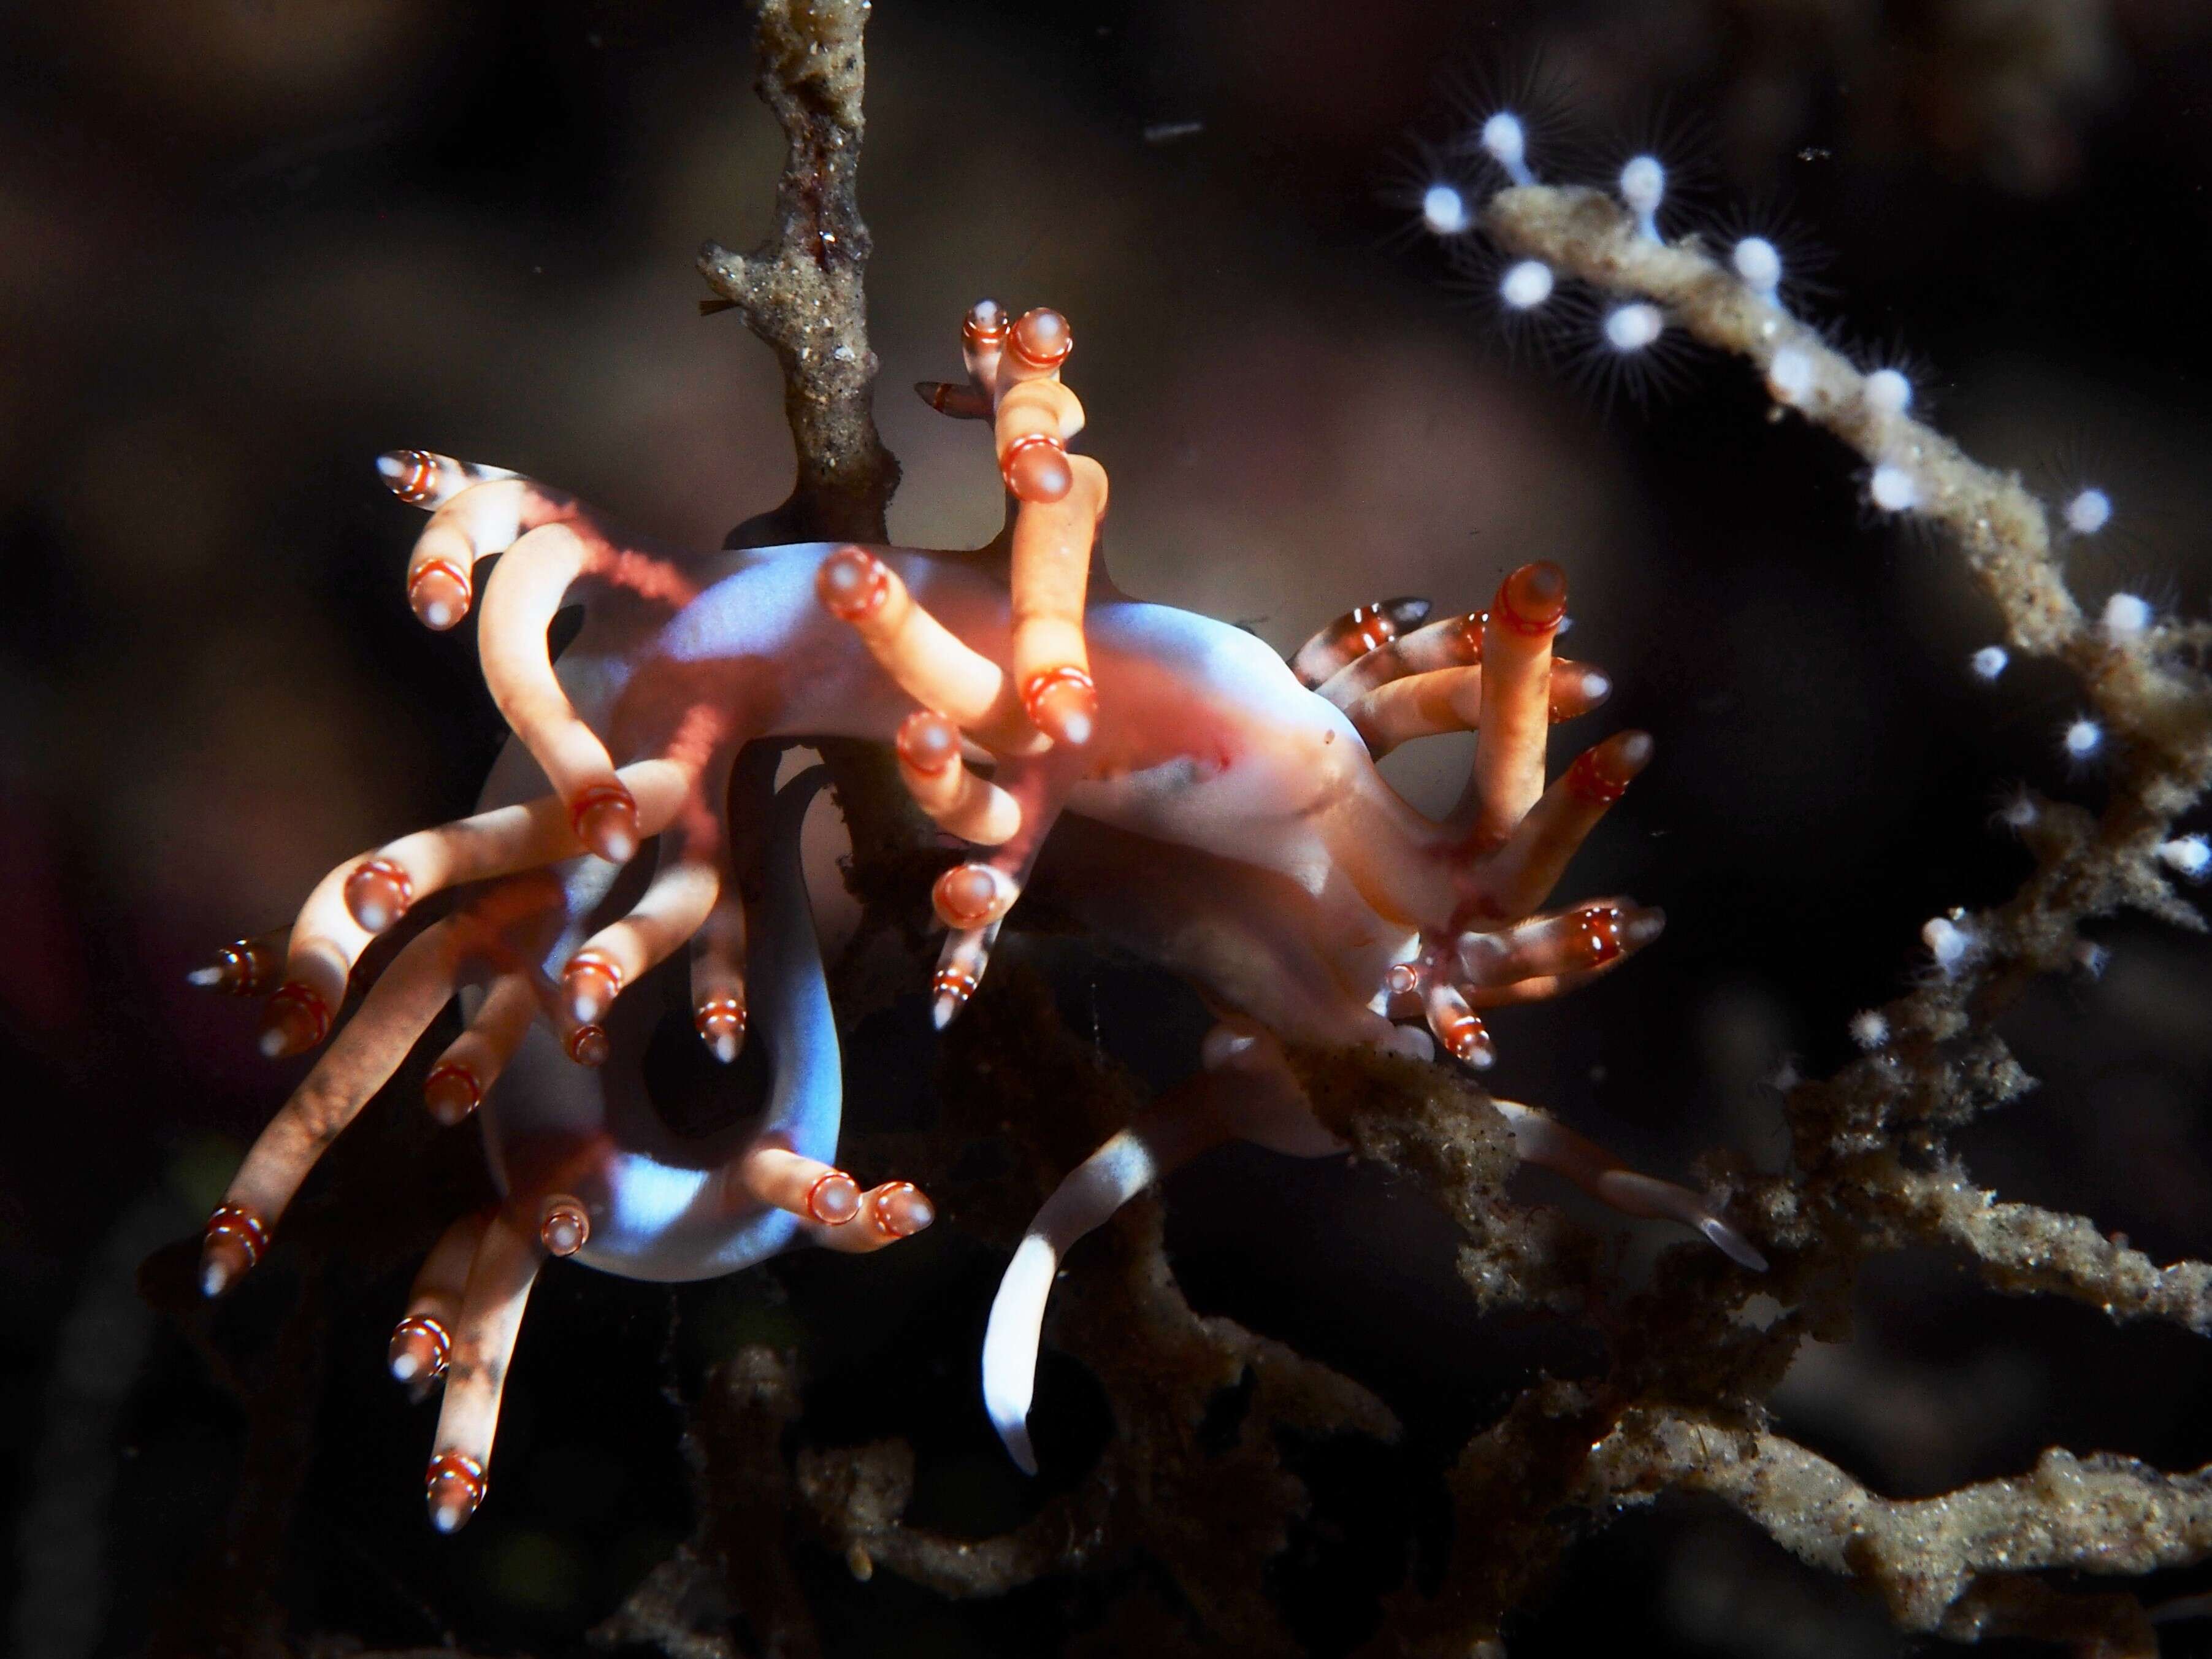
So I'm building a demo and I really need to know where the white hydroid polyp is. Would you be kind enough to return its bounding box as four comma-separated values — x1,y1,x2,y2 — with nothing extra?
1970,645,2009,681
2102,592,2151,637
1869,464,1918,512
1422,183,1471,237
1864,369,1913,414
1767,347,1813,405
1604,302,1663,352
1499,259,1553,310
1480,113,1532,185
2157,836,2210,881
1733,236,1781,297
2065,488,2111,535
2063,718,2103,760
1619,155,1665,237
1922,916,1974,976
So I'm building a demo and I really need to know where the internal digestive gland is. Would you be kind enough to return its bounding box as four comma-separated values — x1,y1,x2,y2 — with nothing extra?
191,299,1765,1530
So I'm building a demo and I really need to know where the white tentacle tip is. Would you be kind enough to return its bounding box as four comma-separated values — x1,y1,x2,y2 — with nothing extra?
997,1418,1039,1478
1699,1216,1769,1273
983,1236,1055,1475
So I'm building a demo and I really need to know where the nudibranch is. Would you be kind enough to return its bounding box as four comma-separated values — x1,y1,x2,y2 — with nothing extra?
193,298,1764,1527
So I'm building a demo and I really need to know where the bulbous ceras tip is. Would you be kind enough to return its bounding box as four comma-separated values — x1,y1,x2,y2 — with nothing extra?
568,783,639,865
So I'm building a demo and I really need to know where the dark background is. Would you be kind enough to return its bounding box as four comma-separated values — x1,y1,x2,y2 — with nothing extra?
5,1,2212,1653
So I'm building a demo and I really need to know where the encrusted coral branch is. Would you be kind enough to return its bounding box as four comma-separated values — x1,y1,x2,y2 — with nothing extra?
1428,170,2212,1647
1588,1411,2200,1652
698,0,901,545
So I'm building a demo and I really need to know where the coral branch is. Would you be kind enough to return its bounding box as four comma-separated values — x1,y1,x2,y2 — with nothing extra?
698,0,901,545
1589,1409,2203,1646
1883,1167,2212,1334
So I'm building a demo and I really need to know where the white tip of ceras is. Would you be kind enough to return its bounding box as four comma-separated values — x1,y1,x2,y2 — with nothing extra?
375,451,410,485
1699,1216,1770,1273
1054,704,1094,748
711,1030,740,1063
982,1234,1057,1476
199,1259,231,1298
186,965,224,988
256,1024,290,1059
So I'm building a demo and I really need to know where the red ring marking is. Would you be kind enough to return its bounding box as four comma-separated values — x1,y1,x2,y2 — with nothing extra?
563,949,624,998
392,1314,453,1376
425,1450,488,1512
817,550,891,622
565,1024,608,1066
423,1061,481,1114
1019,664,1095,729
1006,310,1073,369
1493,572,1567,637
1565,749,1631,805
895,712,959,775
933,866,1002,929
204,1203,269,1268
694,992,747,1034
931,966,978,1006
267,981,332,1047
567,782,637,845
215,937,283,997
392,451,438,505
998,430,1066,489
805,1170,855,1225
1576,904,1625,965
539,1200,590,1256
962,302,1008,347
348,856,415,918
408,555,472,607
873,1181,923,1237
